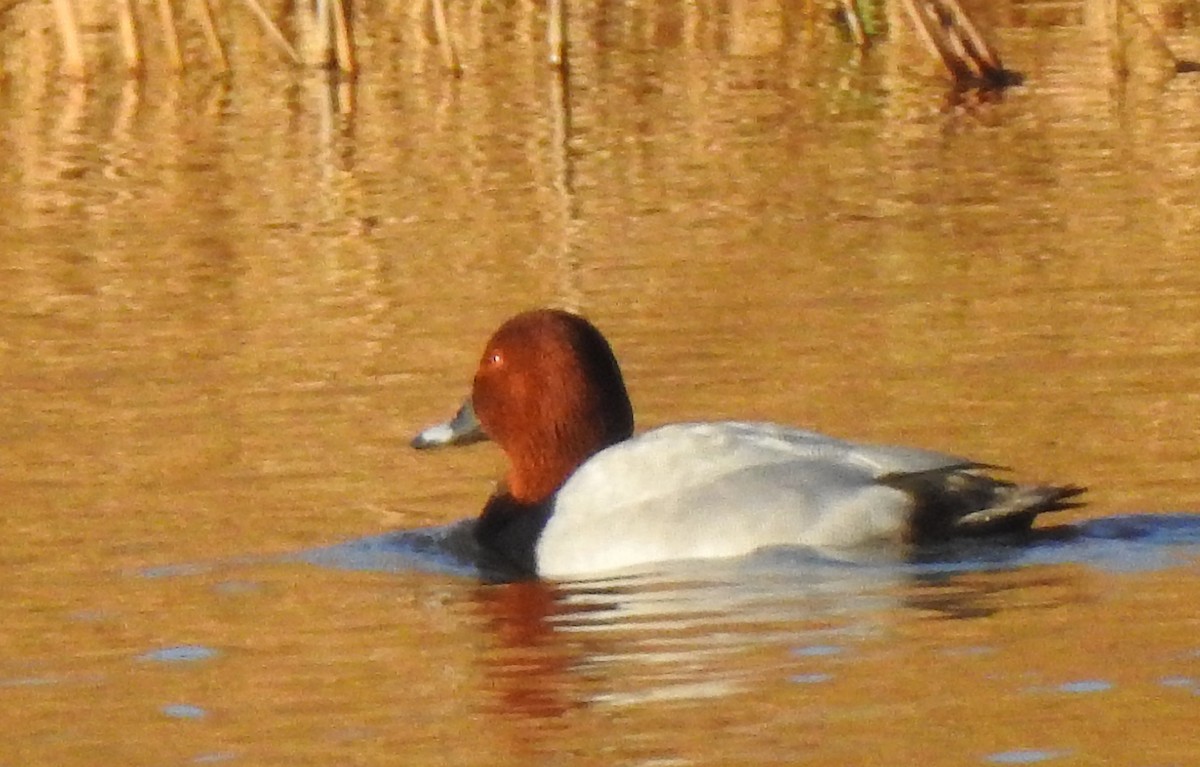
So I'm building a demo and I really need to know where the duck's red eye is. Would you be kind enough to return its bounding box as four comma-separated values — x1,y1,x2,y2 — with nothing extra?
487,350,504,367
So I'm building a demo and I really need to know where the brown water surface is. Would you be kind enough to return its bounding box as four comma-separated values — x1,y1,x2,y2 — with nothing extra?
2,1,1200,765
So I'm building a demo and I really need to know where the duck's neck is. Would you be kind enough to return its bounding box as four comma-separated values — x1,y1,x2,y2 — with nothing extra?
505,450,586,506
506,401,634,499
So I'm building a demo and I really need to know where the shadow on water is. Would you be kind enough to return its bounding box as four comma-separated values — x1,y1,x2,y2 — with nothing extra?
297,513,1200,585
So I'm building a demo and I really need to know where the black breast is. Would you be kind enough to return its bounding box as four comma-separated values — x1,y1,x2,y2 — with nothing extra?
472,494,553,580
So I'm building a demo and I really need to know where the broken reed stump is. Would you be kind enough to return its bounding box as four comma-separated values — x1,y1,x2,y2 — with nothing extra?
548,0,566,68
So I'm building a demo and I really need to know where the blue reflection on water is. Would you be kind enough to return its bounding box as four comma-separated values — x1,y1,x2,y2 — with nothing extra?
1160,676,1195,689
1056,680,1113,694
792,644,843,657
289,513,1200,583
139,645,219,663
134,513,1200,589
986,749,1071,764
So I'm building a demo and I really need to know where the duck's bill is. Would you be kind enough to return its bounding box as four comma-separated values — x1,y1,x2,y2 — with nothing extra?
411,398,489,449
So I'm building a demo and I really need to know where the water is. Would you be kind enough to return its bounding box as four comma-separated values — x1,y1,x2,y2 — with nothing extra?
3,1,1200,764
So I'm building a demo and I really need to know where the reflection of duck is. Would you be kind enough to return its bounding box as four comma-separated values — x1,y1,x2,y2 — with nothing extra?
414,309,1083,579
469,562,884,713
471,580,577,719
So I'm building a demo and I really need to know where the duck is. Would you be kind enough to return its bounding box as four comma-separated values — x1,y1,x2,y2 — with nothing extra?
412,308,1084,579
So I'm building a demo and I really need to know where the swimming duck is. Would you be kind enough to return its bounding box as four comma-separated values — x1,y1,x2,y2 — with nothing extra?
413,308,1083,579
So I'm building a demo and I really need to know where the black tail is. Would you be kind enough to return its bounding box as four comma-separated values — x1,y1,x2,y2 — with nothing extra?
880,465,1086,544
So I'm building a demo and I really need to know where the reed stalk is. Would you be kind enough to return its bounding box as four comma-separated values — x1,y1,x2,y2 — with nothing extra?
903,0,952,76
839,0,868,48
308,0,332,67
51,0,86,79
194,0,229,72
116,0,142,74
156,0,185,70
901,0,973,83
239,0,302,65
1115,0,1198,72
937,0,1001,72
331,0,356,73
548,0,565,67
902,0,1019,87
427,0,462,76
